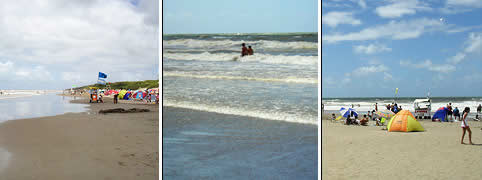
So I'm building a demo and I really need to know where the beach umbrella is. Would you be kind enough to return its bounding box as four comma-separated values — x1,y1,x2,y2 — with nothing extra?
375,109,395,118
339,107,358,118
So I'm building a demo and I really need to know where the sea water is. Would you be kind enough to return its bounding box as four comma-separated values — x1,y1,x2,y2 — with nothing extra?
163,33,318,124
0,91,88,123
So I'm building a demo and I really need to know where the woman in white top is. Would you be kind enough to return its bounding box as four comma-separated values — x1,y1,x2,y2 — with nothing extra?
460,107,473,145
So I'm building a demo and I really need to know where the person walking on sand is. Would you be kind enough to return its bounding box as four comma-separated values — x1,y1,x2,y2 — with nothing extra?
460,107,473,145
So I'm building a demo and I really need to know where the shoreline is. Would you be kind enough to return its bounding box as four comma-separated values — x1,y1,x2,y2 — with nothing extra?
163,106,318,179
0,94,159,179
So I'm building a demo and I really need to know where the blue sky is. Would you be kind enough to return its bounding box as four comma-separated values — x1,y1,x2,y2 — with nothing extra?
163,0,318,34
0,0,158,90
322,0,482,97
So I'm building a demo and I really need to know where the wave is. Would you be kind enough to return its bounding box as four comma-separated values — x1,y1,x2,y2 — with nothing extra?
163,39,317,50
163,101,317,125
163,52,318,65
163,72,318,84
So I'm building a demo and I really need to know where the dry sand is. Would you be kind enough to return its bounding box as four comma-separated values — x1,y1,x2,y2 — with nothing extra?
322,114,482,180
0,95,158,180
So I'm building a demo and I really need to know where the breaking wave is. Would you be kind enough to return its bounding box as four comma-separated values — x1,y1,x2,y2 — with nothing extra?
163,72,318,84
163,39,317,51
163,52,318,65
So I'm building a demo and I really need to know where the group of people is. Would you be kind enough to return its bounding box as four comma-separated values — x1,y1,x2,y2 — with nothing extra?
241,43,254,57
382,103,402,114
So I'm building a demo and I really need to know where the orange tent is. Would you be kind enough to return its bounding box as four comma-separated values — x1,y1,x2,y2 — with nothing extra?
387,110,424,132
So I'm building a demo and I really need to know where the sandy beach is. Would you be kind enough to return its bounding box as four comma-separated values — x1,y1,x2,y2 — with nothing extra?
163,106,318,179
0,95,159,179
322,113,482,180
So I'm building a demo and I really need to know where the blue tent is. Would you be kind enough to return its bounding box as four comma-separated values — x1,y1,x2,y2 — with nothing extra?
432,107,448,122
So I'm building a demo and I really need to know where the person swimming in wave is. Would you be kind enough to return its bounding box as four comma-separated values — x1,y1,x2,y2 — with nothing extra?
241,43,248,57
247,46,254,55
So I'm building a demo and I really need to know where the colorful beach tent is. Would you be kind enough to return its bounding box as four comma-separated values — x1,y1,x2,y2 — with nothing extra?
432,107,448,122
339,107,358,118
387,110,424,132
118,89,128,99
124,92,132,100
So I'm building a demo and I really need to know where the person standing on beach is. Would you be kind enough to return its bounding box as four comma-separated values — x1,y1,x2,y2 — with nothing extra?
447,103,453,121
460,107,473,145
241,43,248,57
453,107,460,121
375,103,378,112
477,104,481,116
113,93,119,104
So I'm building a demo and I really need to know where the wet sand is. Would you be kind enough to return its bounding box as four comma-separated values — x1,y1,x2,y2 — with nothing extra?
322,118,482,180
0,95,159,180
163,106,318,179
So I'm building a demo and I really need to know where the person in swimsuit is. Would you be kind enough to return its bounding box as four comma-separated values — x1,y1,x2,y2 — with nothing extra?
447,103,453,121
460,107,473,145
241,43,248,57
247,46,254,55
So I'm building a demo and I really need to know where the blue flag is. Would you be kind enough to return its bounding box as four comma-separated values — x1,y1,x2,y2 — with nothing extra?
98,72,107,79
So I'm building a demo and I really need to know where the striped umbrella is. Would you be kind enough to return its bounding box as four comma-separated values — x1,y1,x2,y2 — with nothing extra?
339,107,358,118
375,109,395,118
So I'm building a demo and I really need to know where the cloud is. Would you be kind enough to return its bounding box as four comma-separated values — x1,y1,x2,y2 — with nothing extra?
375,0,432,18
447,0,482,7
357,0,367,9
400,59,456,73
383,72,393,81
0,0,158,89
447,32,482,64
322,11,362,28
322,18,444,43
353,44,392,54
355,64,389,75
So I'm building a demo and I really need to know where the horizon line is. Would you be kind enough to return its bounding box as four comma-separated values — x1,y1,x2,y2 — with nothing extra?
163,31,317,35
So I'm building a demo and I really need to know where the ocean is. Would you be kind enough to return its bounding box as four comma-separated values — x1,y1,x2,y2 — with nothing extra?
0,91,88,123
162,32,318,124
322,97,482,118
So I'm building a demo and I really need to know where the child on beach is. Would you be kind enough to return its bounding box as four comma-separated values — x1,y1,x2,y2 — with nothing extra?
460,107,473,145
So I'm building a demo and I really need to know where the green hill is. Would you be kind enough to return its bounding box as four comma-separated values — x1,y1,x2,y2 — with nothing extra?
73,80,159,90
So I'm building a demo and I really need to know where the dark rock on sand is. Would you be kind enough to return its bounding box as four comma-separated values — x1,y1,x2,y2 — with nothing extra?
99,108,150,114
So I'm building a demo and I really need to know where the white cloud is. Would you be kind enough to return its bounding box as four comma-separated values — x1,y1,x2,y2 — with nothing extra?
323,18,443,43
322,11,362,28
355,64,389,74
447,32,482,64
447,0,482,7
353,44,392,54
0,0,158,89
357,0,367,9
375,0,432,18
383,72,393,81
400,59,456,73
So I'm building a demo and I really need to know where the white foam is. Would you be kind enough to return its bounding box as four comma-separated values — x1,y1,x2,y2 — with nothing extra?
163,72,317,84
163,39,317,50
163,101,317,125
163,52,318,65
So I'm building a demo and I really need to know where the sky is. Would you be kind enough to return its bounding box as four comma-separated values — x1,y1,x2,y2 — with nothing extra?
322,0,482,97
0,0,159,90
163,0,318,34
